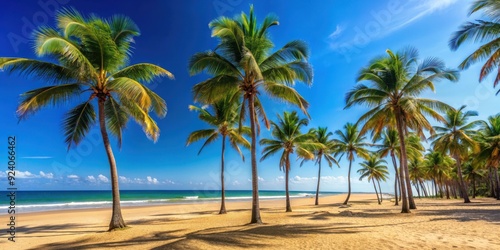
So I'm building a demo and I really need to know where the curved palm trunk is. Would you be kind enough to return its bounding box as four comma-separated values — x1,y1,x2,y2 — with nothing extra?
98,99,126,231
315,157,322,206
395,111,410,213
377,179,383,203
343,160,353,205
285,157,292,212
248,95,262,223
390,152,399,205
453,154,471,203
219,135,227,214
373,180,381,204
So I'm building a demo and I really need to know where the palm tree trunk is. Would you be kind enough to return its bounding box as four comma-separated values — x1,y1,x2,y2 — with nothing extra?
415,182,421,199
377,179,383,203
98,99,126,231
445,182,450,199
219,135,227,214
315,156,322,206
248,95,262,223
343,160,353,205
495,167,500,201
472,175,476,199
373,180,381,204
390,152,399,205
453,154,471,203
286,157,292,212
395,111,409,213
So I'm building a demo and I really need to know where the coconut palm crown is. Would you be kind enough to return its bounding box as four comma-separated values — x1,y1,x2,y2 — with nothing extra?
0,8,173,230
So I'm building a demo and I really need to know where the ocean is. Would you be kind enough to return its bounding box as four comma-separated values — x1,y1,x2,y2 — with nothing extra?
1,190,342,214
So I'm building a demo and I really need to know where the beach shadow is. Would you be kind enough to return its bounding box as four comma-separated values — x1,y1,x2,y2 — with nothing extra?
16,223,106,238
31,229,183,250
153,223,362,249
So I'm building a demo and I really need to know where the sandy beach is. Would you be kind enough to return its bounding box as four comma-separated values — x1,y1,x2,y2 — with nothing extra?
0,194,498,249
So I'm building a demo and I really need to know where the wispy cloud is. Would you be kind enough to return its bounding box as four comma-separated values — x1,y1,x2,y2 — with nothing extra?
328,25,344,39
388,0,458,33
327,0,459,54
21,156,52,159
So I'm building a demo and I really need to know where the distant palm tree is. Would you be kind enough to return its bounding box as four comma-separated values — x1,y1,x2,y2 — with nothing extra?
189,6,313,223
424,150,455,198
186,96,250,214
0,9,173,230
477,113,500,199
357,154,389,204
431,105,482,203
345,47,459,212
260,111,317,212
308,127,340,205
449,0,500,90
333,123,370,205
463,158,486,199
374,129,401,205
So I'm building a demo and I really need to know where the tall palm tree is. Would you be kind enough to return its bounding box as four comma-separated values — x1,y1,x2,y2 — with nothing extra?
0,9,173,230
189,6,313,223
308,127,340,205
449,0,500,90
431,105,482,203
260,111,317,212
477,113,500,199
186,96,250,214
357,154,389,204
345,47,459,212
333,123,370,205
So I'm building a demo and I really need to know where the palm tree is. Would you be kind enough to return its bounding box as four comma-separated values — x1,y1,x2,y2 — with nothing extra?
333,123,370,205
449,0,500,90
189,6,313,223
431,105,482,203
0,9,173,230
357,154,389,204
374,129,401,205
186,96,250,214
345,47,459,212
260,111,317,212
477,113,500,199
424,150,455,198
308,127,340,205
463,158,486,199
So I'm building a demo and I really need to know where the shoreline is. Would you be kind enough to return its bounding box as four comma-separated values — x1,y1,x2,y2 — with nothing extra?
3,193,499,249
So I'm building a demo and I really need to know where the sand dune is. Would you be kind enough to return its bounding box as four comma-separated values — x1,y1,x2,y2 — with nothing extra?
2,194,499,249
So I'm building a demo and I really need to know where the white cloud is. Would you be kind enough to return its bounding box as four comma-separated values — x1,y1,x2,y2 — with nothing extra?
16,171,36,178
98,174,109,183
163,179,175,185
328,25,344,39
21,156,53,159
146,176,159,184
86,175,97,182
39,171,53,179
67,174,79,179
275,176,285,182
232,180,240,185
258,176,264,182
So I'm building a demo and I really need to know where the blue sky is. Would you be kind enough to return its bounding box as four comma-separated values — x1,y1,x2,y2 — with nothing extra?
0,0,498,192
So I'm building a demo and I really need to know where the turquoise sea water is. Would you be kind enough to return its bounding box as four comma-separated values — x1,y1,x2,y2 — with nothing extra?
0,190,342,213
